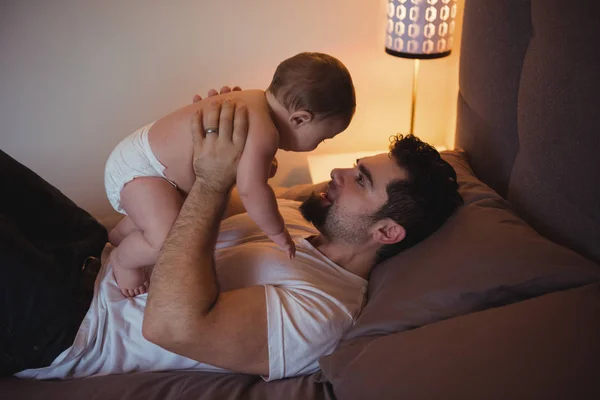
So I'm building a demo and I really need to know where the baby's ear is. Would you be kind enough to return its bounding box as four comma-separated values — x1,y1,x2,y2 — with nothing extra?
289,110,313,128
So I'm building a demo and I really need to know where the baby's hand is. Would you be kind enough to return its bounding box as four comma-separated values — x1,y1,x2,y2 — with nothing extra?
269,228,296,259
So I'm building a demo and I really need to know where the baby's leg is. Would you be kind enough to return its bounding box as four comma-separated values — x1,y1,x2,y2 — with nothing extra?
111,177,183,297
108,216,138,246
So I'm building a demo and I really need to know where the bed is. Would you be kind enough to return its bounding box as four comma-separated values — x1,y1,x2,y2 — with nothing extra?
1,0,599,398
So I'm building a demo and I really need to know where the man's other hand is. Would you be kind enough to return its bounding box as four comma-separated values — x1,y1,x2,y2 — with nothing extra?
191,100,248,193
193,86,242,103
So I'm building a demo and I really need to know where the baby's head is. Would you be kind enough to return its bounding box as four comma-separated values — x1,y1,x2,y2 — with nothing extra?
266,52,356,152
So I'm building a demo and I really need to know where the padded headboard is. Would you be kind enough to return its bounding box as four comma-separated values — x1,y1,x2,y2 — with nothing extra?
456,0,600,264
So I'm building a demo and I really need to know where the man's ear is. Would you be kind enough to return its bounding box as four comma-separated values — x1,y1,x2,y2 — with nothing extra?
372,219,406,245
289,110,313,128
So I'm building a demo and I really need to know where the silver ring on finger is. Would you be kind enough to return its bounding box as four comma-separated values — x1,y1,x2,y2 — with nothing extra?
204,128,219,134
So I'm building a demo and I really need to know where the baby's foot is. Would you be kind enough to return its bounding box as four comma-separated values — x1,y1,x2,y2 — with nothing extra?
112,261,149,298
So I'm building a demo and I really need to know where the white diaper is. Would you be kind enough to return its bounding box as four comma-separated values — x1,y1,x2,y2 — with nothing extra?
104,122,176,214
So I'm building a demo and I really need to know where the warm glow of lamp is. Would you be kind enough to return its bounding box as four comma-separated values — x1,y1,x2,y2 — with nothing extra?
385,0,458,135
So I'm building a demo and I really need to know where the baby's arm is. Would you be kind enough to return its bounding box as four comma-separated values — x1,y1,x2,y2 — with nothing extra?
236,127,295,258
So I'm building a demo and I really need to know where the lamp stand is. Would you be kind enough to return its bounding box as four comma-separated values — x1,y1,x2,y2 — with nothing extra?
410,59,420,135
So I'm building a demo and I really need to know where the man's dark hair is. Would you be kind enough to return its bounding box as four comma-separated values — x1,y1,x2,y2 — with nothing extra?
373,134,463,265
267,52,356,125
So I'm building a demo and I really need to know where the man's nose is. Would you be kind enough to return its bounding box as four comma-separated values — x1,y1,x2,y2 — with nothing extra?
330,168,345,186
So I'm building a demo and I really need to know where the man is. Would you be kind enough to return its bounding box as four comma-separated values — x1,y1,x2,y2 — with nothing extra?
13,94,461,381
141,98,462,379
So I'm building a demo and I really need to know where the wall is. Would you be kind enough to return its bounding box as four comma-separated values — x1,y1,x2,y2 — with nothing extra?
0,0,464,222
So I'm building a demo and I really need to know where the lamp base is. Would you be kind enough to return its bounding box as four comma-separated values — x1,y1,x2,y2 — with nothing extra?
385,48,451,59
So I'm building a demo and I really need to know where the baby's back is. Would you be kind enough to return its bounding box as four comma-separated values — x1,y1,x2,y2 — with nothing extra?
147,89,270,193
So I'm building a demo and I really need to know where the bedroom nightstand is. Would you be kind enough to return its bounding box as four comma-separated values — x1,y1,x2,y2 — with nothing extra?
306,146,447,184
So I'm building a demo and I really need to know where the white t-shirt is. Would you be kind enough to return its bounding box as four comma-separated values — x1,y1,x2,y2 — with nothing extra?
16,200,367,381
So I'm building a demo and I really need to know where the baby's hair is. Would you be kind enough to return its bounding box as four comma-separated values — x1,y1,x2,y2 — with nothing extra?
267,52,356,126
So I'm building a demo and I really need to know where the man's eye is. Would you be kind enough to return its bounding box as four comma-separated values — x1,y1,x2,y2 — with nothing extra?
356,174,364,186
353,163,365,187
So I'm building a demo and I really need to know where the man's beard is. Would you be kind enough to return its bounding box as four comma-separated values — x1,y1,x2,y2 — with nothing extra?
299,192,330,231
300,192,372,245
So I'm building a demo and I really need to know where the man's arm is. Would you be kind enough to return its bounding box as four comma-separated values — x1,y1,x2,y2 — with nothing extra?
143,100,269,375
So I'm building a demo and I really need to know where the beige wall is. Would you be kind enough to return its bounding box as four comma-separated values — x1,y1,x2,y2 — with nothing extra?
0,0,464,222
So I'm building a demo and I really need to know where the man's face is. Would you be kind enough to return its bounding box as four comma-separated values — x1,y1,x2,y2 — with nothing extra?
300,153,407,244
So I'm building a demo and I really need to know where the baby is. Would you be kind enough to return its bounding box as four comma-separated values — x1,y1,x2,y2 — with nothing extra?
104,52,356,297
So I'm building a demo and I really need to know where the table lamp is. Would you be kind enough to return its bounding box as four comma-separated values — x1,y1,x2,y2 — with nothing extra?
385,0,458,134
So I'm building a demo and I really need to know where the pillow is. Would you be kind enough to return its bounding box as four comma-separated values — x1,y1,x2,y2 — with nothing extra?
331,149,600,342
320,282,600,399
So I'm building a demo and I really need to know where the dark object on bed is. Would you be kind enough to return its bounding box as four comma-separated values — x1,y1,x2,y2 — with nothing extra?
0,149,107,376
1,0,599,399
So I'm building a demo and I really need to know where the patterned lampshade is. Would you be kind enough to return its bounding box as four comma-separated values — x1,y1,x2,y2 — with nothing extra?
385,0,458,59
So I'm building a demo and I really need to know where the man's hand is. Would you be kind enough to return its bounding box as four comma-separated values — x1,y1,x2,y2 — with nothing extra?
191,100,248,193
193,86,242,103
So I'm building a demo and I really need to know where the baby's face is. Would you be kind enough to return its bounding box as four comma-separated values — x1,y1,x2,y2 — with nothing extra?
285,117,347,152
